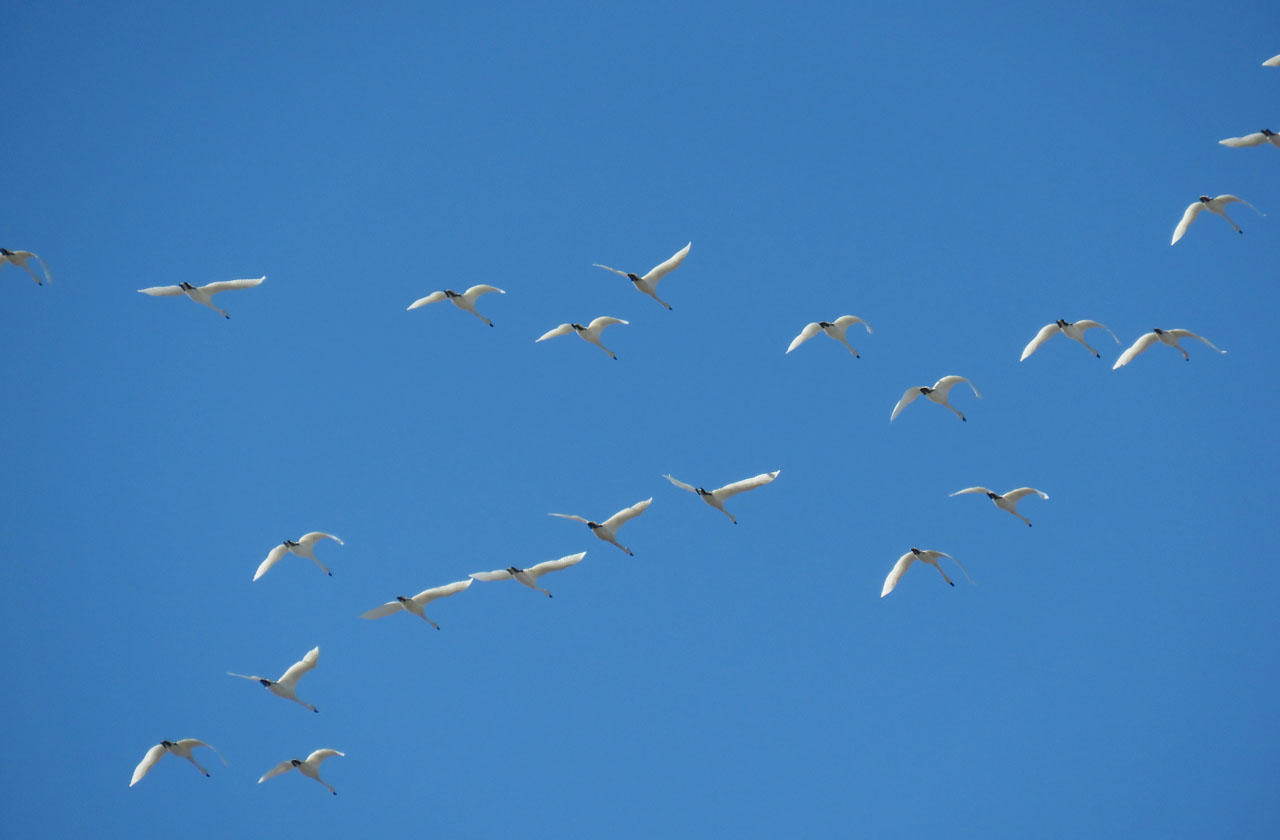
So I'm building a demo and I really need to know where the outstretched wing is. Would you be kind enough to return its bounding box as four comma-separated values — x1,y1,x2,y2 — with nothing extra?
587,316,627,332
1168,329,1226,353
1002,487,1049,502
176,739,226,765
1075,320,1120,344
306,749,344,766
201,276,265,295
360,600,405,620
411,579,473,606
258,761,295,783
1020,323,1059,361
536,323,574,342
1219,133,1269,148
602,498,652,531
528,552,587,578
299,532,343,547
1171,201,1204,245
253,543,290,581
463,284,505,302
663,474,698,494
548,513,589,524
1214,195,1263,216
592,262,631,278
407,291,447,310
832,315,872,333
786,322,823,354
1265,54,1280,67
713,471,780,500
130,744,167,786
642,242,691,284
278,646,320,687
881,553,916,598
1112,332,1160,369
137,285,185,296
933,375,981,400
949,487,994,497
890,386,923,422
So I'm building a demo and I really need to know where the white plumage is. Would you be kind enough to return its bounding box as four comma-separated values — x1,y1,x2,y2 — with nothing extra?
470,552,586,598
254,532,344,581
536,316,629,359
259,749,344,795
890,376,982,422
1113,328,1226,369
549,498,652,556
785,315,874,357
360,579,473,629
407,284,505,326
228,646,322,713
593,242,691,310
137,276,265,318
663,471,779,524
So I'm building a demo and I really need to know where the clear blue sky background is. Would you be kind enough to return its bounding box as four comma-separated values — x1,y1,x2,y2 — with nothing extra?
3,1,1278,836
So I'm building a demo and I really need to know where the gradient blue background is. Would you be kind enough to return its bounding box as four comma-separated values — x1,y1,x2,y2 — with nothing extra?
4,2,1278,836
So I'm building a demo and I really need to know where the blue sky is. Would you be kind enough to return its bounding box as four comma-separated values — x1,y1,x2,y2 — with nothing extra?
3,1,1278,836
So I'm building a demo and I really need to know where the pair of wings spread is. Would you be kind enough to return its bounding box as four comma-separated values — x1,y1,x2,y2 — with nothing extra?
138,276,265,296
259,749,343,782
471,552,587,582
663,472,778,501
228,646,319,687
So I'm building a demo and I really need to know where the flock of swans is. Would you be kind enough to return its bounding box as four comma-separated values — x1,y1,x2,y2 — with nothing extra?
17,49,1274,798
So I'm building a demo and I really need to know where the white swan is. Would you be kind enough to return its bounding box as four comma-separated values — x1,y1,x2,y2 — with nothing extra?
130,739,225,786
549,498,651,556
592,242,691,310
1113,328,1226,369
254,532,343,581
663,471,779,524
259,749,344,795
1171,195,1263,244
360,579,473,629
536,317,628,359
881,548,974,597
228,646,321,713
950,486,1049,527
137,276,265,318
1219,129,1280,149
890,376,982,422
1020,319,1120,360
786,315,873,357
469,552,586,598
0,248,53,285
407,284,505,326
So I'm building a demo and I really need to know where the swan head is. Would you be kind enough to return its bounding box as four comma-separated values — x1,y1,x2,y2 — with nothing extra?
1056,319,1069,327
506,566,522,574
1264,129,1277,136
586,521,601,530
1198,196,1212,203
0,248,12,256
819,321,834,328
396,596,410,603
444,290,459,297
986,492,999,500
570,323,585,331
627,273,642,283
259,679,272,687
1153,328,1165,335
696,488,711,496
909,547,922,555
160,740,175,748
179,282,196,290
919,387,932,395
284,539,299,547
291,759,303,767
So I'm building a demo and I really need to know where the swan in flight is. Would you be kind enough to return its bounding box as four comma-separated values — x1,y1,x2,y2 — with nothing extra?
254,532,343,581
0,248,53,285
407,284,505,326
1113,328,1226,369
881,548,974,597
593,242,691,310
950,486,1049,527
549,498,651,556
228,646,321,713
890,376,982,422
1219,129,1280,149
469,552,586,598
1020,319,1120,360
1171,195,1262,244
786,315,874,357
137,276,265,318
536,317,628,359
130,739,225,786
663,471,779,524
359,579,473,629
259,749,344,796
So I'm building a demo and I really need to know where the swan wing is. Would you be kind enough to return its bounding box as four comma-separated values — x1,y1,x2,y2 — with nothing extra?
1172,201,1205,244
881,553,916,597
407,291,446,310
602,498,652,531
200,276,264,295
130,744,167,786
411,578,473,606
642,242,691,284
786,322,822,353
1113,332,1160,368
713,471,780,500
277,646,319,688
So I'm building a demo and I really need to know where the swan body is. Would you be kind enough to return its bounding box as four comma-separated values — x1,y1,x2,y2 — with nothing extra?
254,532,343,581
360,579,473,629
663,471,779,524
1219,129,1280,149
950,486,1049,527
592,242,691,310
228,646,321,713
0,248,53,284
259,749,344,795
549,498,651,556
536,316,628,359
881,548,974,597
1113,328,1226,369
130,739,225,786
137,276,264,318
786,315,873,357
470,552,586,597
1020,319,1120,360
407,284,504,326
890,375,982,422
1171,195,1262,244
